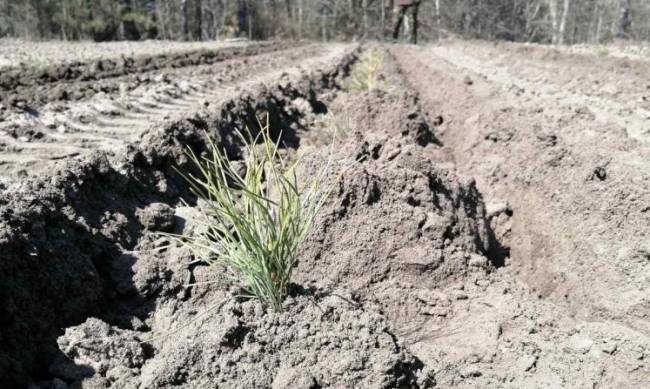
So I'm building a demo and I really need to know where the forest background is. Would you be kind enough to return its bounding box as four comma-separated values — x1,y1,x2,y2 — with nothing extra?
0,0,647,45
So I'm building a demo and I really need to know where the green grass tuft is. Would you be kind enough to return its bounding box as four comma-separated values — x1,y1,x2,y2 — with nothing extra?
178,118,332,312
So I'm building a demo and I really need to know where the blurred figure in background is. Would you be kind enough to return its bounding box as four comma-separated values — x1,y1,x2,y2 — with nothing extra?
392,0,421,44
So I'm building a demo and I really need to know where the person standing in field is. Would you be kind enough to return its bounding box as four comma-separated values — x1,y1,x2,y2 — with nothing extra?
392,0,421,44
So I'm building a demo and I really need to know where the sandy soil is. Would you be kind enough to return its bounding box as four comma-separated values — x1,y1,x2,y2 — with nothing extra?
0,38,248,70
556,40,650,61
391,40,649,387
0,42,340,185
0,39,647,389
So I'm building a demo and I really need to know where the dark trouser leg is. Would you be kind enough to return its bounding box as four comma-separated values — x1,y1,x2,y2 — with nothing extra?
411,3,419,44
392,6,406,40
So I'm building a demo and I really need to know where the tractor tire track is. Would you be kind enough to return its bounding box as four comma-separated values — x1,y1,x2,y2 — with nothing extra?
0,44,346,184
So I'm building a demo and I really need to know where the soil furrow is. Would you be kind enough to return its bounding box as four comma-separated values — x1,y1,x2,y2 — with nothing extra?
0,43,364,388
0,41,288,99
0,44,344,185
430,44,650,143
1,39,647,389
390,43,649,388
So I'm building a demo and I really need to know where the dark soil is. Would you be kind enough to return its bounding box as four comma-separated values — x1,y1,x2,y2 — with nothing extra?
1,40,647,389
1,44,493,388
1,46,361,388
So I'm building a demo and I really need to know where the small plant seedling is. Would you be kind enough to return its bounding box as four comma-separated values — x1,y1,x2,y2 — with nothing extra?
326,109,354,140
177,118,332,312
347,48,384,92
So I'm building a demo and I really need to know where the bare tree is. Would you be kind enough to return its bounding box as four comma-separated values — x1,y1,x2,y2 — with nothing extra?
1,0,649,44
548,0,558,43
195,0,203,40
617,0,631,38
182,0,189,40
558,0,570,44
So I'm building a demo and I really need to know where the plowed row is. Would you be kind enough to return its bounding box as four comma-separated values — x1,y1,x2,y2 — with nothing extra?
0,40,647,389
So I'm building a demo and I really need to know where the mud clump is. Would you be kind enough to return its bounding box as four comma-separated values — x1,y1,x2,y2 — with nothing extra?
53,295,432,388
136,203,176,232
300,132,493,288
56,318,147,379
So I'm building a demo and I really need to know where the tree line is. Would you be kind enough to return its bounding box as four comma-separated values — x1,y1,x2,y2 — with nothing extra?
1,0,648,44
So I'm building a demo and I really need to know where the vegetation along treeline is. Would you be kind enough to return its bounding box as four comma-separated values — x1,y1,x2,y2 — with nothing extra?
0,0,648,43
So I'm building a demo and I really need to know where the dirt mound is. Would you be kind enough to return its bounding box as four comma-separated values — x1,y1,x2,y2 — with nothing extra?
296,51,497,293
42,85,494,389
294,84,501,338
56,294,430,388
299,130,494,289
2,42,510,389
0,123,203,388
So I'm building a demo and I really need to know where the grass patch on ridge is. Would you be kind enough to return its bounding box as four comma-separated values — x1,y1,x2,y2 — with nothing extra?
177,118,332,312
